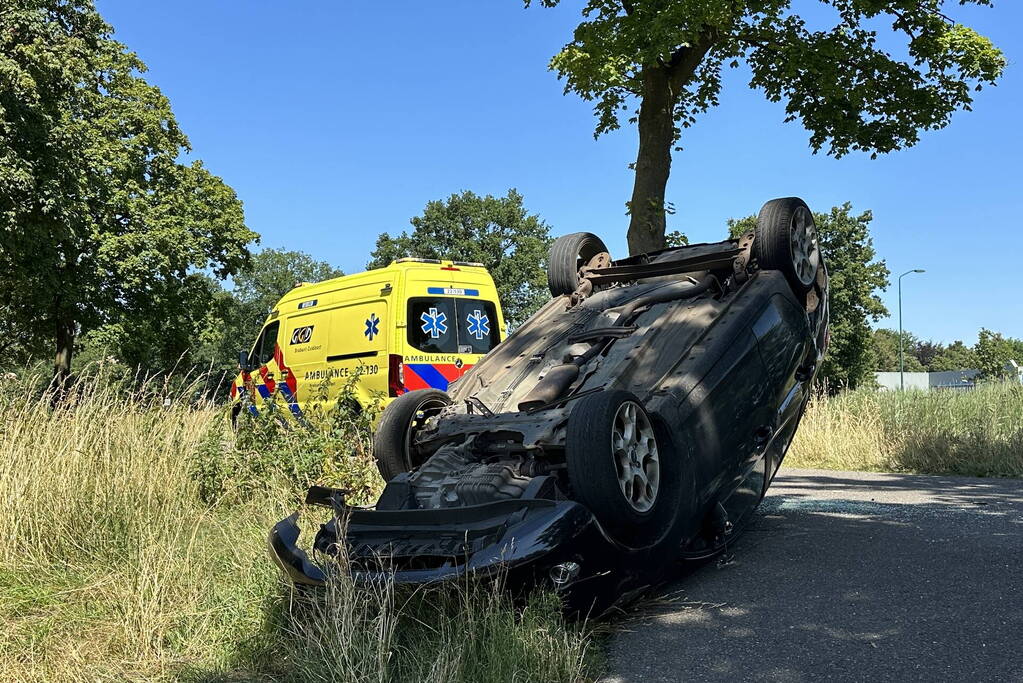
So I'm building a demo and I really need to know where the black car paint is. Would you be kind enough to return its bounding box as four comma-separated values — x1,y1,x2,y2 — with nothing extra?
268,238,827,611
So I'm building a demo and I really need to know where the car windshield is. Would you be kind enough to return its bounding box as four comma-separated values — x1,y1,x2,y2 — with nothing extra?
408,298,499,354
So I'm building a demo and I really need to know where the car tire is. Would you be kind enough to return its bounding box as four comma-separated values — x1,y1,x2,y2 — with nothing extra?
372,389,451,481
753,197,820,294
565,390,680,546
547,232,609,297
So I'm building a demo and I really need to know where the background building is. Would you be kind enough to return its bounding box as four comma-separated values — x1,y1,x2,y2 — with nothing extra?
874,370,981,391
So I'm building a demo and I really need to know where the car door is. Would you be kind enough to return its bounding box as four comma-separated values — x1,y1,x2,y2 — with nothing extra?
751,291,812,477
683,324,772,503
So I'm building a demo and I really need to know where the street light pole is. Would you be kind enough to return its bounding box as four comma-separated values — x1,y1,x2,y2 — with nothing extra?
898,268,926,390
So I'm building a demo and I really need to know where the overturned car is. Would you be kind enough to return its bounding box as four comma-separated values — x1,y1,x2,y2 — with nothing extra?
270,197,829,610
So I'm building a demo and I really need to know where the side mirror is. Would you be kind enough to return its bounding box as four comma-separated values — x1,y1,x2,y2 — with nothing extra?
238,350,251,372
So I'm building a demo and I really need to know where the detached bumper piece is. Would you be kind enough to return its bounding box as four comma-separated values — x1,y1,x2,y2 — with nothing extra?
268,513,328,586
267,485,348,586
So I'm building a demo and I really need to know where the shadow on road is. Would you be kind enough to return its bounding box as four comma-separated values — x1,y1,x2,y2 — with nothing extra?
606,469,1023,683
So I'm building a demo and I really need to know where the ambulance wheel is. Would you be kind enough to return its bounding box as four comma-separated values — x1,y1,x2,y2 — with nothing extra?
547,232,609,297
373,389,451,481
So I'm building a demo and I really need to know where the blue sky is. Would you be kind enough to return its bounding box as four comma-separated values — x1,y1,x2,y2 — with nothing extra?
96,1,1022,344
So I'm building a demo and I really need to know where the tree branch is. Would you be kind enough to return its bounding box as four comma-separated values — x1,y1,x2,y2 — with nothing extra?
658,29,718,92
734,33,872,77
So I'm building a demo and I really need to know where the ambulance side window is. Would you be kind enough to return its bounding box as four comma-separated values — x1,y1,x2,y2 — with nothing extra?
252,321,280,366
408,299,457,354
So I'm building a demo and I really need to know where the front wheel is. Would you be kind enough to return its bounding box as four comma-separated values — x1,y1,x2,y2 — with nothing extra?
565,390,680,546
372,389,451,481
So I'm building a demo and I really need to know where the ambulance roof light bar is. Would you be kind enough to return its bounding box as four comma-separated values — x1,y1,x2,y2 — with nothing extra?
393,257,484,268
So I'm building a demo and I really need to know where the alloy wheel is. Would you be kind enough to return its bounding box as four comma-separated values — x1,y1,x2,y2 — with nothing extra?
611,400,660,513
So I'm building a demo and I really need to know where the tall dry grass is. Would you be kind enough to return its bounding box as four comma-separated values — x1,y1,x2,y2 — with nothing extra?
787,383,1023,477
0,374,594,682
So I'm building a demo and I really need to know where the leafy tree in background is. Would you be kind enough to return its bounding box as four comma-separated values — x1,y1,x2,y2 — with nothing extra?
871,328,925,373
230,248,344,347
729,203,889,389
0,0,256,384
74,275,233,374
974,328,1023,380
527,0,1005,254
74,249,343,378
914,339,945,370
928,340,979,372
369,190,552,328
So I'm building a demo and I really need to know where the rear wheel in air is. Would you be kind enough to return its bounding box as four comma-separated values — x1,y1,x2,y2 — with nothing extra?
753,197,820,294
547,232,609,297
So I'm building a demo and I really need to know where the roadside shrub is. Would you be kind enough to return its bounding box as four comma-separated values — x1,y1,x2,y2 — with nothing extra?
192,375,385,505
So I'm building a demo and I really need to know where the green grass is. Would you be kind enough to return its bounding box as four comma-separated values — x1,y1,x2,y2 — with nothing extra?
786,383,1023,477
12,372,1014,680
0,377,595,682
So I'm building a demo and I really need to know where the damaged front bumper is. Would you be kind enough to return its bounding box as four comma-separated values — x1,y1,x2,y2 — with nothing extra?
267,490,625,596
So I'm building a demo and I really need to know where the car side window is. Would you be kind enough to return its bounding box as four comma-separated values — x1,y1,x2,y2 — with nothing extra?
252,321,280,367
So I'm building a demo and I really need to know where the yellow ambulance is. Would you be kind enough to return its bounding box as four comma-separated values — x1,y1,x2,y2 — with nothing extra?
230,259,505,420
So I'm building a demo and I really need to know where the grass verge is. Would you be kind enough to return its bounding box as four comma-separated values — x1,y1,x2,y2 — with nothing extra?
0,377,595,682
786,383,1023,477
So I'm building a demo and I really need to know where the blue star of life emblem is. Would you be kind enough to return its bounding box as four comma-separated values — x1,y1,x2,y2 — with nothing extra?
420,307,448,339
466,309,490,340
364,313,380,340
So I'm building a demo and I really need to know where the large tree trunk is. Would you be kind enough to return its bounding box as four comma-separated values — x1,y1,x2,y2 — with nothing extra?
53,311,75,393
626,39,716,256
627,67,677,255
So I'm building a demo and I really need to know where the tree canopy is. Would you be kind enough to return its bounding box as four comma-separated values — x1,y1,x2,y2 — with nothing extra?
0,0,256,382
974,328,1023,379
873,329,1020,379
528,0,1006,254
729,202,888,389
231,248,344,346
871,328,925,373
368,190,552,327
928,339,979,372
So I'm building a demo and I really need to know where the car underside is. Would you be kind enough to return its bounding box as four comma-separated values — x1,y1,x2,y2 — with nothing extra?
270,197,829,613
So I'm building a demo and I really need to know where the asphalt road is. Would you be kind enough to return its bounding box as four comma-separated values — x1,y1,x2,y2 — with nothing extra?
605,468,1023,683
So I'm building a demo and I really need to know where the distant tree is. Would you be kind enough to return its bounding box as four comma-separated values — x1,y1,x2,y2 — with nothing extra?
664,230,689,247
928,340,980,373
230,248,344,345
76,248,344,377
974,329,1023,380
729,203,888,389
871,328,924,373
74,274,235,375
0,0,256,385
527,0,1005,254
914,339,945,370
369,190,552,328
